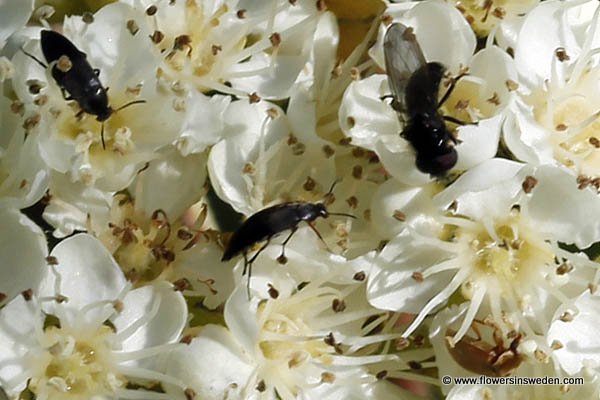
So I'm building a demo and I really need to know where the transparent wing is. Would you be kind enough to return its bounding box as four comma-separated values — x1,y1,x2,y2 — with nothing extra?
383,23,427,115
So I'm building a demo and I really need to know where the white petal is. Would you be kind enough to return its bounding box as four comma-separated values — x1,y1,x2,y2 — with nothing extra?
367,219,455,312
454,115,502,171
369,178,436,238
43,170,112,237
310,12,339,97
208,100,334,215
113,281,187,352
528,165,600,248
133,147,208,220
549,292,600,375
39,234,127,316
433,158,525,212
0,0,33,48
401,1,476,71
64,3,154,83
224,285,261,353
0,295,40,395
502,99,555,165
176,93,231,156
514,1,582,87
163,325,253,400
0,208,47,302
0,94,49,209
338,75,400,151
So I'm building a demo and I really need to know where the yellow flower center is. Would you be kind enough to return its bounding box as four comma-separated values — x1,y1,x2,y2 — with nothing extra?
528,58,600,177
451,214,555,299
29,325,124,399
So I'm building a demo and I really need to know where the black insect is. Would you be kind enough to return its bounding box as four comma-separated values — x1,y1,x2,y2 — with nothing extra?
221,181,355,297
383,23,468,176
23,30,145,149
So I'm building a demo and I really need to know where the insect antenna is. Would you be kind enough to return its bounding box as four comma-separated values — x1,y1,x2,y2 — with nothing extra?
328,212,356,219
100,100,146,150
438,71,469,108
20,47,48,68
114,99,147,112
324,178,342,197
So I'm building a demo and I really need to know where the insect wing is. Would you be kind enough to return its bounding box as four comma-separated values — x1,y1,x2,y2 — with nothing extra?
383,23,427,115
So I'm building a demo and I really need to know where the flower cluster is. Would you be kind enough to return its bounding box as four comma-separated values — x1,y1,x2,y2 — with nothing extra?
2,0,600,399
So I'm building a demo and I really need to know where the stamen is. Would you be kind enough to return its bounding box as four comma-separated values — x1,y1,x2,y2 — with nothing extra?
311,309,388,331
113,343,183,362
344,333,405,352
329,354,399,366
568,3,600,86
421,258,461,279
403,266,473,338
450,285,486,345
114,294,161,342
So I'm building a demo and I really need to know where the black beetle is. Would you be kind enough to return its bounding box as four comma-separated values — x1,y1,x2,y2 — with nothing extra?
23,29,145,149
221,181,355,297
383,23,470,176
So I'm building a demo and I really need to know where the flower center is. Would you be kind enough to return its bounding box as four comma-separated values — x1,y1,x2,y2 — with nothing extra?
527,41,600,177
258,295,335,367
103,195,215,285
152,3,242,82
452,214,555,298
29,324,124,399
548,91,600,175
50,98,138,156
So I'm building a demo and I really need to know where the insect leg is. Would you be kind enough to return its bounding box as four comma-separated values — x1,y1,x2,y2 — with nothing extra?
470,320,484,341
244,239,271,298
305,221,332,252
278,226,298,263
438,71,469,108
100,123,106,150
442,115,471,126
61,87,74,101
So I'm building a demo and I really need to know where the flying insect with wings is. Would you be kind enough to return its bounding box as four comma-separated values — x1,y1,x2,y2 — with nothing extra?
383,23,467,176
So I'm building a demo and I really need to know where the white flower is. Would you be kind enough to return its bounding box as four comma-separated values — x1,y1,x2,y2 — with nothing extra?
0,208,47,304
42,169,113,238
208,94,388,259
340,1,516,185
368,160,600,343
505,0,600,178
162,272,408,400
62,147,235,308
0,87,48,208
122,0,322,99
209,100,336,216
11,3,194,191
0,234,188,399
